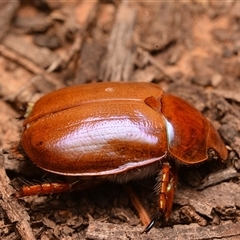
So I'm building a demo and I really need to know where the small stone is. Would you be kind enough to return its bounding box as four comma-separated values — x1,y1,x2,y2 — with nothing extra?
211,73,223,87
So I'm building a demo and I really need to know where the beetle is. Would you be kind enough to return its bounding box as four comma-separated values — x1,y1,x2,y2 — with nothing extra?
18,82,228,232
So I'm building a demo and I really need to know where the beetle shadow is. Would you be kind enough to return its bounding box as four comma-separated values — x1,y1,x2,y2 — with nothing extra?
178,159,227,188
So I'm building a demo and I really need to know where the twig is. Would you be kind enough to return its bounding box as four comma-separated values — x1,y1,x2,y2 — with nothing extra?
0,1,20,41
0,154,36,240
136,47,176,82
0,44,63,89
47,1,99,72
99,2,136,81
197,167,239,190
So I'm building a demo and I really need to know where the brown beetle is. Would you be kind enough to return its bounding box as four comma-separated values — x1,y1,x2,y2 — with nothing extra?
18,82,228,232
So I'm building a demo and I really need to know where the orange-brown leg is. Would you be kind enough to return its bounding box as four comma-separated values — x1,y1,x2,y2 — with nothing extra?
15,179,104,198
123,184,151,227
15,182,75,198
143,162,177,233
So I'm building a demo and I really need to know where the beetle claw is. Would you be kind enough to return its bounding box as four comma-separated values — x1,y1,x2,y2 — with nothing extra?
142,219,156,234
141,211,164,234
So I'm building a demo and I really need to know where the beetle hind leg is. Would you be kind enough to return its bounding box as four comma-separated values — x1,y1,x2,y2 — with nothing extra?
15,178,105,198
143,162,177,233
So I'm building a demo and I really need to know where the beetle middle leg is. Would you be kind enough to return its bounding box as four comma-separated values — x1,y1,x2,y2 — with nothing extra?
143,162,177,233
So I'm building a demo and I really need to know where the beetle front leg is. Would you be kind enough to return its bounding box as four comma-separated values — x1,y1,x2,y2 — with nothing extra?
158,162,176,221
143,162,177,233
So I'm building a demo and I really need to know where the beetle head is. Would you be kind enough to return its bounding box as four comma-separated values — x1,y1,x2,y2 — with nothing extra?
206,121,228,161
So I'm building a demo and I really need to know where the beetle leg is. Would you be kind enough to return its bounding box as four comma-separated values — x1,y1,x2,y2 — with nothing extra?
159,162,176,221
142,162,177,233
15,178,105,198
123,184,151,227
15,182,75,198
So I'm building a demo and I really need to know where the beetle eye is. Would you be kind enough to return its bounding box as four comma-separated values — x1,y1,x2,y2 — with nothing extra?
207,148,219,160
